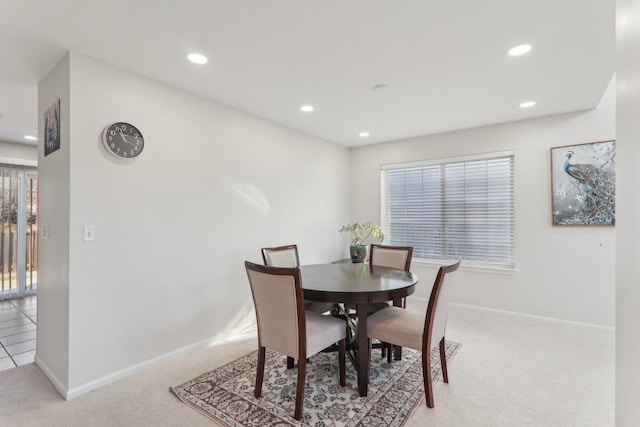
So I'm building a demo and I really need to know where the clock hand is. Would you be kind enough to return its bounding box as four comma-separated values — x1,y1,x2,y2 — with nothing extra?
118,130,135,146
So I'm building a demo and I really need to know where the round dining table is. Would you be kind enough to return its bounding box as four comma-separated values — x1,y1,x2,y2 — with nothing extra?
300,262,418,397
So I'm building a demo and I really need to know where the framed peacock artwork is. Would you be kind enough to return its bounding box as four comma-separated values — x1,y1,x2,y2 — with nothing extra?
551,140,615,226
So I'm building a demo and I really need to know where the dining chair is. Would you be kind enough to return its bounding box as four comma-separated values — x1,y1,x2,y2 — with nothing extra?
367,260,461,408
261,243,299,268
369,244,413,310
345,244,414,312
261,244,336,314
346,244,414,360
245,261,347,420
261,244,338,369
369,243,414,273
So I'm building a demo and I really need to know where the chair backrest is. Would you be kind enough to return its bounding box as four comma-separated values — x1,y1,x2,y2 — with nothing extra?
261,244,300,268
424,261,461,350
369,244,413,271
245,261,305,359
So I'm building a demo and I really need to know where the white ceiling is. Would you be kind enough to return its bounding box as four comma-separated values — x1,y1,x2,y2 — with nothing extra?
0,0,615,148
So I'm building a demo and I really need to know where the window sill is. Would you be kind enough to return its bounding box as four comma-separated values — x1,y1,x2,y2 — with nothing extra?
412,258,517,275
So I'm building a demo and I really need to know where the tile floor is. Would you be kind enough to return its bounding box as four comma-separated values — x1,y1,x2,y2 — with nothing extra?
0,295,36,372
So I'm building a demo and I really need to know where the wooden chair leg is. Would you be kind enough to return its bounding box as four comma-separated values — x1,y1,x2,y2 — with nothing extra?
394,345,403,361
367,338,372,382
387,343,393,363
255,347,266,398
338,339,346,386
422,349,434,408
439,338,449,383
294,357,307,420
286,356,295,369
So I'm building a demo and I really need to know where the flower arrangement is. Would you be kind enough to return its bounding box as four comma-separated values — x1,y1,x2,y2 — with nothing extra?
338,222,384,246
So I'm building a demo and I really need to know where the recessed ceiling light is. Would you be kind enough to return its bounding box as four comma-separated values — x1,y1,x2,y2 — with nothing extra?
187,53,208,64
300,105,314,113
519,101,536,108
24,135,37,141
508,44,532,56
359,132,370,137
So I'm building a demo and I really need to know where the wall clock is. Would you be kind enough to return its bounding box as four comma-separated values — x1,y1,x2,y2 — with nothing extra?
102,122,144,159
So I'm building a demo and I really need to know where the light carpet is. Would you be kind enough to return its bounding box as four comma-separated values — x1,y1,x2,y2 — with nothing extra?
170,341,460,427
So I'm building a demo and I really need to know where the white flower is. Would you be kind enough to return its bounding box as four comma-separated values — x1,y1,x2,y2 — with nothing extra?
555,188,567,199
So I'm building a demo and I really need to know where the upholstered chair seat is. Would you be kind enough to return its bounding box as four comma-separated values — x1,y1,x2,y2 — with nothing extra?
305,312,347,355
367,306,424,349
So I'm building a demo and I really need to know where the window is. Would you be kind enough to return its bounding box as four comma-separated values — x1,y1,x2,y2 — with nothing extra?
381,152,514,269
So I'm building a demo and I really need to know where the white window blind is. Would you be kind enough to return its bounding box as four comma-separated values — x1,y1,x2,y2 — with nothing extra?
381,153,514,269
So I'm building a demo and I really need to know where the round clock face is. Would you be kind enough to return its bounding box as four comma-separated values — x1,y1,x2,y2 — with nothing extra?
102,122,144,159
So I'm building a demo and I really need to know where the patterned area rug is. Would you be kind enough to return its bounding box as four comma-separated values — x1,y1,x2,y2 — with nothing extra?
171,341,461,427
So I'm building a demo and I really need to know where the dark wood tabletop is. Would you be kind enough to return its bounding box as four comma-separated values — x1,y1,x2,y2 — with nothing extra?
301,263,418,303
299,262,418,397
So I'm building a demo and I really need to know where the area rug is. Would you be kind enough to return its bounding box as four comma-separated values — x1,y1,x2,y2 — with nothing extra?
171,341,461,427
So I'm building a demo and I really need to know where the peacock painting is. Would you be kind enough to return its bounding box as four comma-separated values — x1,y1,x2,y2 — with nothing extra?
551,140,615,225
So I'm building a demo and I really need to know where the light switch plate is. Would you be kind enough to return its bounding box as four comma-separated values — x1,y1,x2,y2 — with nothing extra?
83,225,96,242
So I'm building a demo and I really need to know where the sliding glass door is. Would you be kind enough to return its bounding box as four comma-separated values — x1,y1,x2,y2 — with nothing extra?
0,164,38,299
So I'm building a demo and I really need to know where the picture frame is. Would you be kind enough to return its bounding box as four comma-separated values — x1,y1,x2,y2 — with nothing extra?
550,140,615,226
44,99,60,156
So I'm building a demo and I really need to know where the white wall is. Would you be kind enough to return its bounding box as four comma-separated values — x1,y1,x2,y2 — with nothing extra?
37,52,350,397
616,0,640,424
350,77,616,327
37,53,71,392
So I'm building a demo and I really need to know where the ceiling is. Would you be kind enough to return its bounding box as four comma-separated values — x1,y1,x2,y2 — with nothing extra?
0,0,615,148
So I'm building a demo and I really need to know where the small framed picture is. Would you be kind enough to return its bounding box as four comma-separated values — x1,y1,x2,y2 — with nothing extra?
44,99,60,157
550,140,615,225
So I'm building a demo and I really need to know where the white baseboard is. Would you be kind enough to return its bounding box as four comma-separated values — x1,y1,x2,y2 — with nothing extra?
37,298,614,401
34,354,69,400
41,330,258,401
406,296,614,332
450,302,615,332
